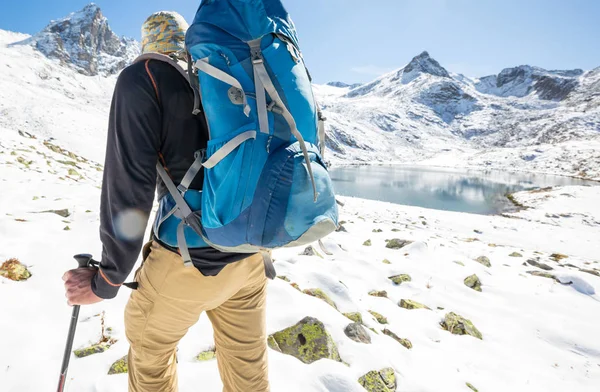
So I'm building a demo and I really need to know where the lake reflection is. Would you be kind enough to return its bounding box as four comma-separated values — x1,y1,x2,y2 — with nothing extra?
329,166,596,215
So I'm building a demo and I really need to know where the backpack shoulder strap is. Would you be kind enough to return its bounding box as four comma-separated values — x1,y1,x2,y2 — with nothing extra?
134,53,190,83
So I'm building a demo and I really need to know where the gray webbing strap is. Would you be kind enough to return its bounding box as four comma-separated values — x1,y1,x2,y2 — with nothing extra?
156,163,194,219
261,250,277,280
177,222,193,266
134,53,190,83
202,130,257,169
193,59,250,116
249,40,270,134
317,110,326,158
251,57,319,201
178,150,205,193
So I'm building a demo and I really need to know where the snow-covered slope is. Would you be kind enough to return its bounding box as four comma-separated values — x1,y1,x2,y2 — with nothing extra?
12,3,139,76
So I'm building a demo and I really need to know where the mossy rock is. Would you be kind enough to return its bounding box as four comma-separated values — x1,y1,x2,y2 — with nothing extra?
385,239,412,249
391,228,401,232
0,258,32,281
108,355,128,375
267,335,282,352
67,168,79,176
388,274,411,285
74,342,112,358
196,348,216,361
358,367,397,392
344,323,371,344
509,252,523,257
441,312,482,340
277,275,290,282
382,259,392,265
63,226,71,231
368,310,388,324
368,290,388,298
399,299,430,310
526,259,553,271
271,316,341,364
303,288,338,310
343,312,363,324
383,329,412,350
466,382,479,392
363,239,372,246
550,253,568,262
464,274,482,292
526,270,558,281
475,256,491,268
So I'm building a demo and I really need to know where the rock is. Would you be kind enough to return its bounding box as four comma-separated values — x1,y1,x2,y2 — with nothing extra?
368,290,388,298
475,256,491,268
368,310,388,324
385,239,412,249
580,269,600,277
303,288,337,310
526,259,553,271
343,312,363,324
344,323,371,344
290,283,301,291
196,348,216,361
474,230,483,234
39,209,70,218
527,270,558,281
441,312,483,340
388,274,411,285
382,259,392,264
358,367,397,392
399,299,430,310
74,342,112,358
372,229,383,233
363,239,372,246
63,226,71,231
391,228,401,232
336,225,348,233
301,246,323,258
267,335,282,352
108,355,128,375
383,329,412,349
466,382,479,392
67,168,79,176
0,258,32,281
550,253,568,262
509,252,523,257
464,274,482,292
271,317,342,364
453,261,465,266
277,275,290,282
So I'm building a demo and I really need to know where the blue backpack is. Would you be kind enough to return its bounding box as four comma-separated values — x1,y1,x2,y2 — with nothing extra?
152,0,338,264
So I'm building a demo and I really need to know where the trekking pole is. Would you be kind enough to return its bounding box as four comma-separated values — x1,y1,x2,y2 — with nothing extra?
57,254,98,392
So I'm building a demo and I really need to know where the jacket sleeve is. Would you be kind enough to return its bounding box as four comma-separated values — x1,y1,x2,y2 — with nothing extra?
92,62,162,299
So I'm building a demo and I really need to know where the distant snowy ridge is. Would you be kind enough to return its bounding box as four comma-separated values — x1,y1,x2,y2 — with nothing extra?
12,3,139,76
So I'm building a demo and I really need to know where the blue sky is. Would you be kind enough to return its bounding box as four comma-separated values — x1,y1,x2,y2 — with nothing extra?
1,0,599,84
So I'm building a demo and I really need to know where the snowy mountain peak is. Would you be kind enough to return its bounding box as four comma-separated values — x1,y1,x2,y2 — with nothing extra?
326,81,362,89
13,3,140,76
403,51,450,80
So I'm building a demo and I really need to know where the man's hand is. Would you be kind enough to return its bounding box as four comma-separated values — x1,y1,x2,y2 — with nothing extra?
62,268,104,306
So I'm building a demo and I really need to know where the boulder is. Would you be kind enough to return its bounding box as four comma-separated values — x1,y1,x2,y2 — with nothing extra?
464,274,482,292
385,239,412,249
527,270,558,281
383,329,412,349
475,256,491,268
399,299,430,310
363,239,372,246
526,259,553,271
344,323,371,344
0,258,32,281
108,355,128,375
358,367,397,392
271,317,342,364
388,274,411,285
441,312,482,340
303,288,338,310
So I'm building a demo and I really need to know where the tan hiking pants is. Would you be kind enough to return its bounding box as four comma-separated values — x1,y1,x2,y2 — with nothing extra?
124,241,269,392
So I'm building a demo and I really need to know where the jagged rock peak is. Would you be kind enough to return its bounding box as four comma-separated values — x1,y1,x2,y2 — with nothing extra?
16,3,140,76
327,81,362,89
404,51,450,79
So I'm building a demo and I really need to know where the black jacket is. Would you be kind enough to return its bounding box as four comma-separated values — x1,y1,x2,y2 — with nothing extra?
92,59,251,299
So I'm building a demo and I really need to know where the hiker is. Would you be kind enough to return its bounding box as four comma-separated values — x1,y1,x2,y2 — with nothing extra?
63,11,270,391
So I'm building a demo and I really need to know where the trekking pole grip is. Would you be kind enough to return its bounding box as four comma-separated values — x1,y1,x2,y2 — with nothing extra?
73,254,97,269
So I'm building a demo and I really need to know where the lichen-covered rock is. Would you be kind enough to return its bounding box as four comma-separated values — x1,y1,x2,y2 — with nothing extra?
441,312,483,340
368,310,388,324
399,299,430,310
344,323,371,344
383,329,412,349
267,335,282,352
271,317,341,364
368,290,388,298
526,259,553,271
343,312,363,324
527,270,558,281
0,258,32,281
358,367,397,392
303,288,338,310
290,283,301,291
475,256,491,268
382,259,392,265
550,253,568,262
74,342,112,358
509,252,523,257
372,228,383,233
388,274,411,285
385,239,412,249
40,209,70,218
466,382,478,391
363,239,372,246
196,348,216,361
277,275,290,282
453,261,465,266
108,355,128,375
464,274,482,292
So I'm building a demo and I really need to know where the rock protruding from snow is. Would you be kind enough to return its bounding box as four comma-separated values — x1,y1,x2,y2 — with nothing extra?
358,367,397,392
14,4,139,76
327,81,362,89
344,322,372,344
441,312,483,340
